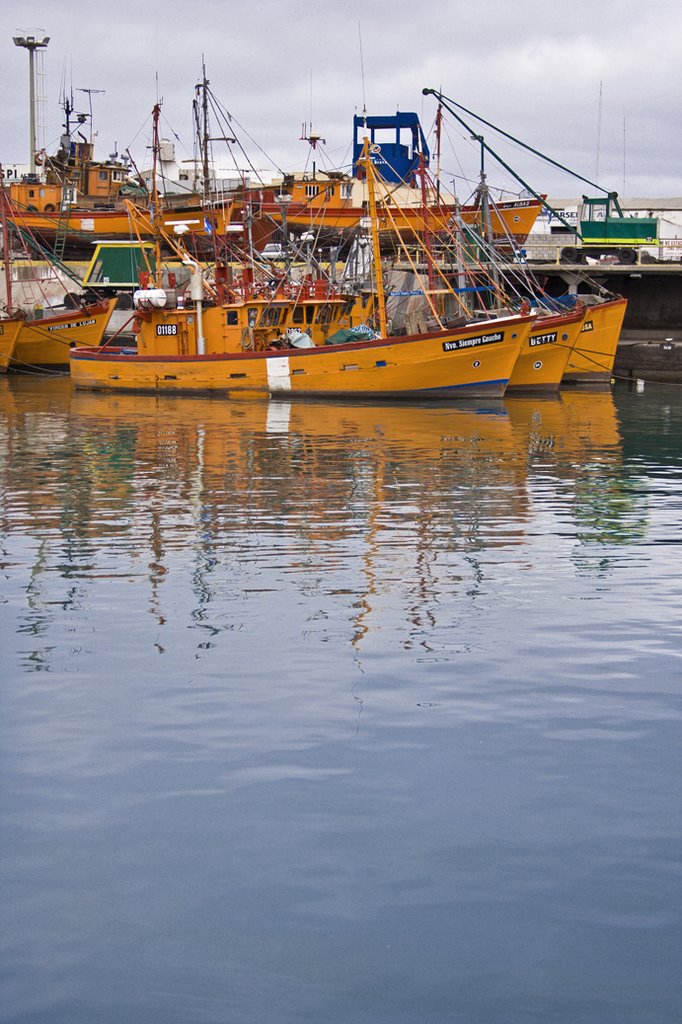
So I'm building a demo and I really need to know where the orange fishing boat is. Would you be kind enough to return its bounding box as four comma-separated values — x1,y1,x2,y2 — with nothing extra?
12,298,118,370
562,296,627,385
70,305,534,400
0,317,22,372
258,176,542,246
1,183,118,370
0,195,23,372
506,304,586,392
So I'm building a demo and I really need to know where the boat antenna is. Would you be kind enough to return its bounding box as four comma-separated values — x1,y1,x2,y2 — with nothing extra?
434,101,443,201
150,102,163,286
358,22,367,120
59,61,75,135
199,57,211,199
595,80,603,184
622,108,626,196
76,87,105,143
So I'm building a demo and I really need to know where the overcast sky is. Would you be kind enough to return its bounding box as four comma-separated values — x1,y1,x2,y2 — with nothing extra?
4,0,681,199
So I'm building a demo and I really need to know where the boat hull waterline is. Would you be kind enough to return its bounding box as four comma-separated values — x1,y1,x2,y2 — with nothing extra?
71,314,535,400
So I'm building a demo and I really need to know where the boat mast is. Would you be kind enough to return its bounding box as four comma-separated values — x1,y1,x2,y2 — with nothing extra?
434,102,443,202
361,138,388,337
150,103,162,287
0,172,14,313
473,134,500,299
418,151,436,293
199,60,211,201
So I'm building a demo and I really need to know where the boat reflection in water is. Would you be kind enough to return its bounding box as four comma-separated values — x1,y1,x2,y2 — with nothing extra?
0,375,649,660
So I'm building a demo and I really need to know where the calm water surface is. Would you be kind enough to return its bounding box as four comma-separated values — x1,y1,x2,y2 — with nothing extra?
1,376,680,1024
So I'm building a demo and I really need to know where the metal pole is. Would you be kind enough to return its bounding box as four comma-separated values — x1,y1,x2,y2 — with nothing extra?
13,33,50,178
282,204,290,283
0,170,15,312
28,47,36,176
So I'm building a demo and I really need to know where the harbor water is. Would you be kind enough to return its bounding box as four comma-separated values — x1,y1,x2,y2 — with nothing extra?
1,376,680,1024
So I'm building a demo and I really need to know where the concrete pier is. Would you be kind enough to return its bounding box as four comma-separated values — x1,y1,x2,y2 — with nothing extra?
614,330,682,383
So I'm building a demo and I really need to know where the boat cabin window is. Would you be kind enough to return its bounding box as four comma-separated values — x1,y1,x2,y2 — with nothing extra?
340,183,353,200
314,304,333,324
260,306,283,326
99,171,108,181
226,310,239,325
292,306,315,325
305,185,319,198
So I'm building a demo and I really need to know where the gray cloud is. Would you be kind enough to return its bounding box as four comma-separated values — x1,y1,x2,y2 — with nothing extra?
5,0,681,197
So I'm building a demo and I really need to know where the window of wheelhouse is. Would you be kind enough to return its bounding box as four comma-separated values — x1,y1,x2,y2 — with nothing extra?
314,304,333,324
292,306,315,325
226,310,239,326
259,305,284,326
305,185,319,199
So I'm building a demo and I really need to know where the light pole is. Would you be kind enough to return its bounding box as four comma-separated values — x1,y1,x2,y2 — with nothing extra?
13,30,50,178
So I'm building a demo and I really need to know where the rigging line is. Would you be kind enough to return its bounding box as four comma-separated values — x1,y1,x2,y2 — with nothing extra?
8,228,60,309
423,90,579,239
205,92,266,188
423,87,608,197
373,166,495,316
158,109,184,145
207,90,284,178
13,227,89,290
439,119,526,201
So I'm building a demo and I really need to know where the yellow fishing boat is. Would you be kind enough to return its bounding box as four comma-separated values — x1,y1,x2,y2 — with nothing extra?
7,200,239,253
562,296,627,385
266,176,542,246
12,298,118,370
2,171,119,370
70,297,533,399
0,318,23,372
506,304,585,392
0,192,24,371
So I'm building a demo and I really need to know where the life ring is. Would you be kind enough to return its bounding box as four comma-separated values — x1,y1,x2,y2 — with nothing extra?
26,204,38,211
43,203,56,212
